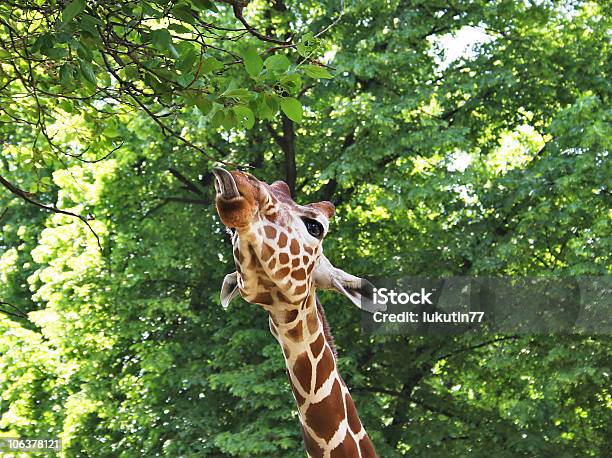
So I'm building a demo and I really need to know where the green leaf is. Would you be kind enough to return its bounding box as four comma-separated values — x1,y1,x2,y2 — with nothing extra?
122,65,140,81
280,97,302,122
76,41,93,61
265,93,280,112
233,106,255,129
59,63,74,86
296,42,308,57
191,0,218,11
193,97,215,115
264,54,291,73
302,64,333,79
32,33,54,54
150,29,179,59
169,24,191,34
280,74,302,94
296,32,317,57
58,99,73,113
177,43,198,74
45,47,68,59
254,95,274,120
171,4,196,24
242,47,263,78
222,88,254,101
176,73,195,88
61,0,85,26
222,109,237,129
210,109,225,128
79,60,97,85
78,14,102,36
201,57,224,73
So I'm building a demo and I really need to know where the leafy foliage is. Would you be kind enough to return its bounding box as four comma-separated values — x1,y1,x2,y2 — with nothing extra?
1,1,610,457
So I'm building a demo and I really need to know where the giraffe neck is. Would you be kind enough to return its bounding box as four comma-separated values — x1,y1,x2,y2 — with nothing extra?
268,294,377,458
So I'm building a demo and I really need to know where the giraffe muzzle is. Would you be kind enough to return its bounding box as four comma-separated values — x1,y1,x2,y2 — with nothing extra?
212,167,240,200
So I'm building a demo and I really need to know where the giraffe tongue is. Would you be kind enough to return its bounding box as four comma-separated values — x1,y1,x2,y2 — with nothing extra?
212,167,240,199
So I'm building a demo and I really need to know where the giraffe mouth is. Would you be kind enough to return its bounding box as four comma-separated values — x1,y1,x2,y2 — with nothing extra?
213,167,240,200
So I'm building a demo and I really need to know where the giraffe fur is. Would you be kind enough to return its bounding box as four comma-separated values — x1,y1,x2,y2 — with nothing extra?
213,168,378,458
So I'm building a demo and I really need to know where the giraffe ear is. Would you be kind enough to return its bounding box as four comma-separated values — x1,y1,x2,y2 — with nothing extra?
329,276,382,313
308,201,335,219
313,255,386,313
220,272,240,309
270,181,292,198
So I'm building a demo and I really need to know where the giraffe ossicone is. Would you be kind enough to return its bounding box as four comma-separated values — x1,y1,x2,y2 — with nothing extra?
213,167,379,458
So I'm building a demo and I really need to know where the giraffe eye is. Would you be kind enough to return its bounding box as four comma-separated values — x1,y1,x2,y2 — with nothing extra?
302,218,323,239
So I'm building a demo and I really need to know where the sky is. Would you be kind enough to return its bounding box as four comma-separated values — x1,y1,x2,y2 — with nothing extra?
433,25,493,69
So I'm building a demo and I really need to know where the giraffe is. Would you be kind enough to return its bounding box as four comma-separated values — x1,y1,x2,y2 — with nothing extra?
212,167,380,458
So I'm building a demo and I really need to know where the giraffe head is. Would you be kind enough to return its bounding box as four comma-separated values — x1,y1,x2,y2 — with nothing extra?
213,167,379,313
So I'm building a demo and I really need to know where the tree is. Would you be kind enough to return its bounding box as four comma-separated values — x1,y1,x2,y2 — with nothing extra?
0,0,333,215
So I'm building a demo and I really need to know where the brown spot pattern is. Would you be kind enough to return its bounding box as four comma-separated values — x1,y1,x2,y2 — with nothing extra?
294,284,307,295
290,238,300,255
314,346,334,392
248,246,258,268
310,333,324,358
292,268,306,280
306,308,319,334
305,379,343,442
345,394,361,434
264,225,277,240
359,436,377,458
253,292,273,305
261,243,273,262
302,427,323,458
293,352,312,393
330,435,359,458
290,379,305,406
279,252,289,264
265,212,278,223
274,267,290,279
287,322,303,342
283,309,298,323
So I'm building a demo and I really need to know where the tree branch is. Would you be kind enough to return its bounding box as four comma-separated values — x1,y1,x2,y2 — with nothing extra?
0,206,8,224
0,301,28,320
267,115,296,196
168,168,205,195
281,115,296,196
436,335,520,361
142,196,211,219
229,3,291,45
97,31,249,169
313,132,355,202
0,174,102,251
